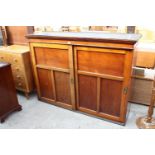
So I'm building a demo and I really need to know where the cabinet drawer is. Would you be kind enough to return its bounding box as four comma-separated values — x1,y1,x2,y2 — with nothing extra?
11,54,23,65
15,81,26,90
12,66,23,73
0,52,11,63
12,69,25,81
12,68,26,90
13,73,26,90
13,73,25,82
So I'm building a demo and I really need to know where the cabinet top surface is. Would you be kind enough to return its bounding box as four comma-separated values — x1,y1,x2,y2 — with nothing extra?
26,32,141,44
0,45,29,53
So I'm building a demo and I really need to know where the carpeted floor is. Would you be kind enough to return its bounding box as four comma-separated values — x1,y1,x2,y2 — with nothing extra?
0,92,153,129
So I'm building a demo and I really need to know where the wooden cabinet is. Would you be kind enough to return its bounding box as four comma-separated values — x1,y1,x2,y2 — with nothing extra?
6,26,34,45
27,32,140,124
135,43,155,68
0,45,34,98
136,51,155,68
130,69,155,106
0,62,22,123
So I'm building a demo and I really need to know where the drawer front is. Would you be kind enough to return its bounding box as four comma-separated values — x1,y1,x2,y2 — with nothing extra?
0,52,11,63
12,68,26,90
11,54,23,65
10,54,23,70
15,80,26,90
12,65,23,73
13,71,25,82
0,51,29,92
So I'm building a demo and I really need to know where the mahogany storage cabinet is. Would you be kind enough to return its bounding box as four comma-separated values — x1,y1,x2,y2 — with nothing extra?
0,62,22,123
26,32,141,124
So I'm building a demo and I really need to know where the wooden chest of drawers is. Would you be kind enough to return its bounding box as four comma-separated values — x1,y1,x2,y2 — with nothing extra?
27,32,141,124
0,45,34,98
0,62,22,123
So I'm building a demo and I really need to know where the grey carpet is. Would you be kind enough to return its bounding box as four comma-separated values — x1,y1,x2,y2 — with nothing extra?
0,92,153,129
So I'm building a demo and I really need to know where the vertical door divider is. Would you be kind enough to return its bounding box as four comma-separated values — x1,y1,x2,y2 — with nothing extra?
51,69,56,101
74,47,79,109
97,77,101,113
69,45,76,110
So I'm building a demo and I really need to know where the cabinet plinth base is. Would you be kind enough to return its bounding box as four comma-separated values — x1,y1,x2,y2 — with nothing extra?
0,105,22,123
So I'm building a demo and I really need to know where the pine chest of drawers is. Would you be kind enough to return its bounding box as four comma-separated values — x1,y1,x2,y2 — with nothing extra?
0,45,34,98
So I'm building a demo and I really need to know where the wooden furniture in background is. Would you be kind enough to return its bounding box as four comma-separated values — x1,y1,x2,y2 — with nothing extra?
130,68,155,105
126,26,136,33
0,45,34,99
89,26,118,32
135,43,155,68
27,32,140,124
6,26,34,45
0,62,22,123
136,77,155,129
136,51,155,68
0,26,7,46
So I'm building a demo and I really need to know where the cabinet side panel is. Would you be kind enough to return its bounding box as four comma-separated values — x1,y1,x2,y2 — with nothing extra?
78,75,97,111
22,52,35,92
0,66,19,115
54,71,71,105
100,79,122,117
37,68,54,100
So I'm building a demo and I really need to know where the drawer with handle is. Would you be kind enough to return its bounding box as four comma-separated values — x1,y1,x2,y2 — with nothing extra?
15,80,26,90
12,70,25,80
0,53,7,62
11,54,22,65
0,52,11,63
